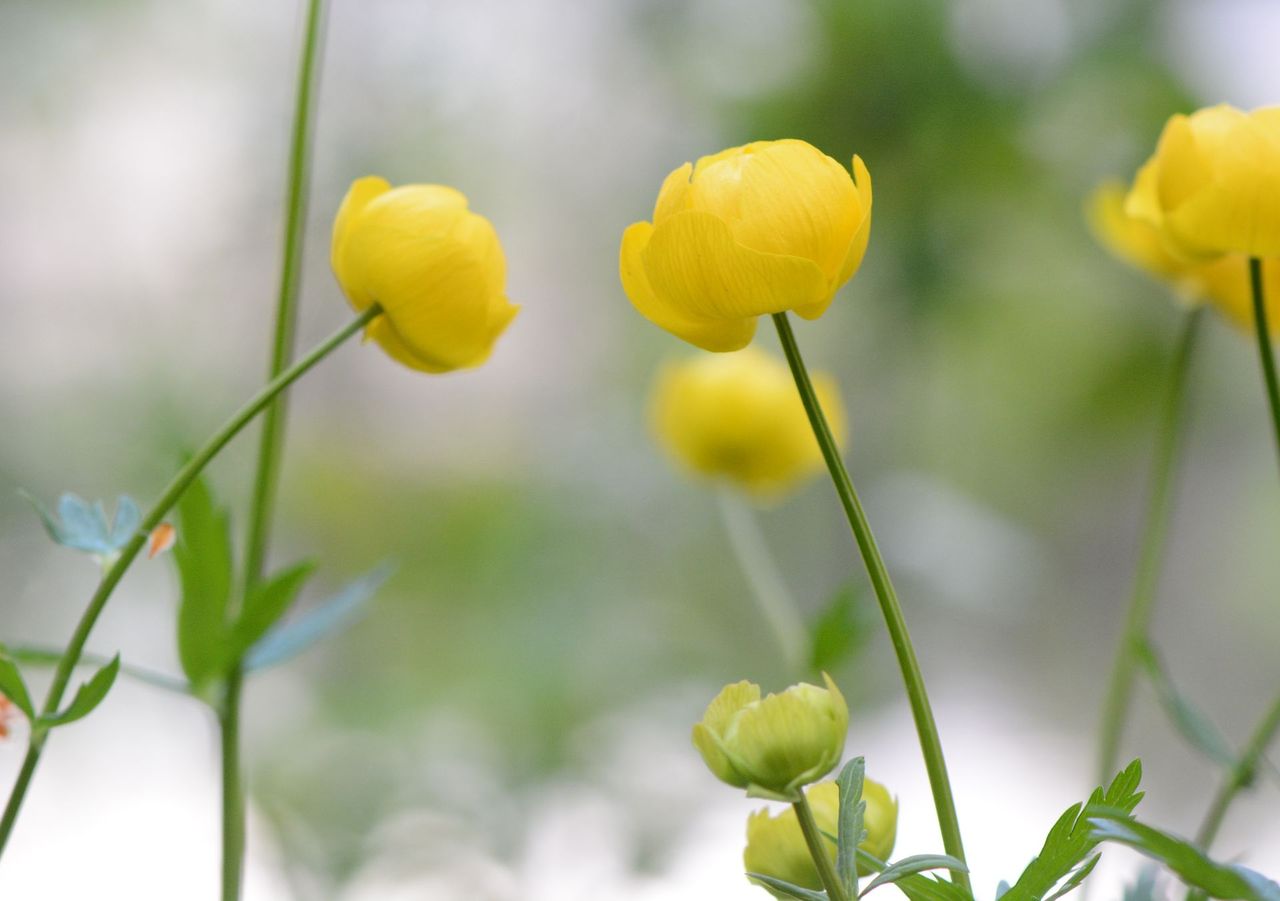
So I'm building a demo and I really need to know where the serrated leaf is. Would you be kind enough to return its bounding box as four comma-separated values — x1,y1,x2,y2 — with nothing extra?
1043,853,1099,901
244,563,393,671
836,756,866,896
1090,815,1280,901
173,476,234,689
39,655,120,728
895,873,973,901
0,655,35,720
861,855,969,897
810,584,872,674
228,561,316,665
1135,640,1238,770
1000,760,1143,901
746,873,829,900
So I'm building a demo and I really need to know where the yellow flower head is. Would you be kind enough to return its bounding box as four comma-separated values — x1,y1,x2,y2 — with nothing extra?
650,347,847,498
1125,104,1280,261
331,177,519,373
621,140,873,352
692,676,848,799
743,778,899,893
1088,180,1280,336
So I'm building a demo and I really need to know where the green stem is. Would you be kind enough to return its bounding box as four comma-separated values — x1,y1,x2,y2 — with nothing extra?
5,644,191,695
222,2,327,898
793,792,849,901
1096,308,1203,786
715,488,808,676
771,312,969,888
1249,257,1280,471
1194,689,1280,850
0,304,379,860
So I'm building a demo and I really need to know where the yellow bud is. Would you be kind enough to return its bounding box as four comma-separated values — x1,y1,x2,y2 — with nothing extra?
330,177,519,373
1087,180,1280,336
621,140,873,351
1124,104,1280,261
692,676,848,798
649,348,847,499
743,778,898,893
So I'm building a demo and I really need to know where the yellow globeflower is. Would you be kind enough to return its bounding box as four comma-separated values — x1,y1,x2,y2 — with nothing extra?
1125,104,1280,261
743,779,899,892
693,676,848,798
331,177,519,373
621,140,873,352
650,347,846,498
1088,181,1280,335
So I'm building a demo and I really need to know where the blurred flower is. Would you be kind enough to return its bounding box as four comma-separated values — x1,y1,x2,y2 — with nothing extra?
743,778,898,893
620,140,872,351
650,347,846,498
331,177,519,373
1125,105,1280,262
1088,181,1280,335
692,676,848,798
0,695,14,740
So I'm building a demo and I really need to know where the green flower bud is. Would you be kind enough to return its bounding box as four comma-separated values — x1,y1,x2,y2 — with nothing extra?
743,778,899,894
692,675,848,798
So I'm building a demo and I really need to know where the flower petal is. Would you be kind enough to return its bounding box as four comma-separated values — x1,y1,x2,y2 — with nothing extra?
653,162,693,225
640,211,828,323
332,176,392,310
620,220,757,351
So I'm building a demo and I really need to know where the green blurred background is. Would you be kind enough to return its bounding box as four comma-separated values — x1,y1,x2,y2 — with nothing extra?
1,0,1278,897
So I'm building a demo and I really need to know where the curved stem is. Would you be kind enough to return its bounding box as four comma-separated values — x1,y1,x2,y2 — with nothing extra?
793,792,849,901
1249,257,1280,473
715,488,808,676
0,305,379,860
771,312,969,888
223,2,327,898
1096,309,1203,786
1194,690,1280,850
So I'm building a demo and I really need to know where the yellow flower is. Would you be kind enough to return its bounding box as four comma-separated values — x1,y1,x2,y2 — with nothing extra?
1124,105,1280,261
650,347,847,498
743,779,899,893
1088,180,1280,336
692,676,848,798
331,177,519,373
620,140,873,352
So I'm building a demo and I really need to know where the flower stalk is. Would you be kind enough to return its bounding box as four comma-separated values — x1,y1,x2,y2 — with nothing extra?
221,0,328,896
0,304,379,860
793,792,849,901
1249,257,1280,474
1096,308,1203,785
770,312,969,888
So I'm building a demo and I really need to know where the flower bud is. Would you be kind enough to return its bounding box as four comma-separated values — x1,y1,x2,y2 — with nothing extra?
1125,105,1280,261
650,348,847,498
693,676,848,798
621,140,872,351
743,778,898,892
331,177,519,373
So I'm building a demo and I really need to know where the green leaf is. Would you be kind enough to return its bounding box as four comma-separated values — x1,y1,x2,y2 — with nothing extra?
172,475,234,690
244,563,393,671
810,584,872,674
1044,853,1099,901
227,561,316,665
1090,814,1280,901
836,756,866,896
745,873,829,900
860,855,969,897
1000,759,1144,901
5,644,190,695
1135,640,1238,770
39,655,120,728
894,873,973,901
0,654,35,720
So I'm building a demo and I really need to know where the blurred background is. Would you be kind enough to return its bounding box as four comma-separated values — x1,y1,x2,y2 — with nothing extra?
2,0,1279,897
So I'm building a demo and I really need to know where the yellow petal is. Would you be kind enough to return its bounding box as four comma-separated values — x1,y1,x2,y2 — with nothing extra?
331,176,392,310
620,220,757,351
1088,181,1190,281
795,155,874,319
1196,256,1280,336
641,211,829,323
653,162,693,225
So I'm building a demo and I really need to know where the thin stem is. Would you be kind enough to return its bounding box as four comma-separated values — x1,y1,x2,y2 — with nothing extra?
1249,257,1280,475
1096,309,1203,786
771,312,969,888
6,644,191,695
1194,690,1280,851
223,3,327,898
715,488,808,676
0,305,379,860
793,792,849,901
